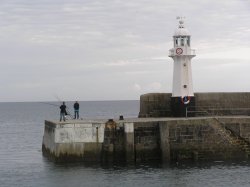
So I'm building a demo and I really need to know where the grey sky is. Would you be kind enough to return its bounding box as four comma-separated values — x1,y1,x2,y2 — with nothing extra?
0,0,250,101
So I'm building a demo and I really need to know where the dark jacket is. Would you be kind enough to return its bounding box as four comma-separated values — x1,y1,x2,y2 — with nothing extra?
74,102,79,110
60,104,66,113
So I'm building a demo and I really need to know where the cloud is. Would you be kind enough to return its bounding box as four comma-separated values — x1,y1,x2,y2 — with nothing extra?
0,0,250,101
131,82,164,93
133,83,142,92
104,60,143,67
147,82,162,91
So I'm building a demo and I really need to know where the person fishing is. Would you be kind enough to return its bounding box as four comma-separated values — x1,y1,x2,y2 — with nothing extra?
60,101,67,121
74,101,80,119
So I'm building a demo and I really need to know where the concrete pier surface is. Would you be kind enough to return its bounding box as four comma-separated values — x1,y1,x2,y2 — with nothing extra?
42,116,250,163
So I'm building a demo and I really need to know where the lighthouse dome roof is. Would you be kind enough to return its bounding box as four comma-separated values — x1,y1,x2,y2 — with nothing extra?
174,27,190,36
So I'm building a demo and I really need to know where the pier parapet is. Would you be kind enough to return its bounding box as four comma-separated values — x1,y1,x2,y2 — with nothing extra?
139,92,250,117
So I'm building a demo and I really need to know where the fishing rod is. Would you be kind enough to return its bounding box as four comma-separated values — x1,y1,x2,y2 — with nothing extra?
39,101,60,107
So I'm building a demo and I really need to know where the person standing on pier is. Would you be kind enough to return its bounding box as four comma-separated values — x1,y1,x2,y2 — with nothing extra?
74,101,80,119
60,102,67,121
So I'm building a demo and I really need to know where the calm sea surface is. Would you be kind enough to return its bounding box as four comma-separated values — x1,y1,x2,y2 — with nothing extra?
1,100,250,187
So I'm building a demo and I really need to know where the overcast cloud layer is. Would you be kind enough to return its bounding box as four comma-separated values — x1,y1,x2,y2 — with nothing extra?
0,0,250,101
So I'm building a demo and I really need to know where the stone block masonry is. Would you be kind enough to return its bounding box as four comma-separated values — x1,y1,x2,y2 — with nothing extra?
42,117,250,163
139,92,250,117
160,117,250,161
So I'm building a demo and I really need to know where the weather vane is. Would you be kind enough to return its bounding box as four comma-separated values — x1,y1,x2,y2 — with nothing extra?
176,16,185,20
176,16,186,28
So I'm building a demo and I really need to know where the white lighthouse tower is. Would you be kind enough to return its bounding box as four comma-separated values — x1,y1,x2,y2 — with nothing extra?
169,17,196,117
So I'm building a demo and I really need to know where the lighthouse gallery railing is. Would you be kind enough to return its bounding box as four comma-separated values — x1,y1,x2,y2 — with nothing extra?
168,49,196,56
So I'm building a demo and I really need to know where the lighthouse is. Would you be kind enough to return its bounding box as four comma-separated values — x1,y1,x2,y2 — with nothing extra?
169,17,196,117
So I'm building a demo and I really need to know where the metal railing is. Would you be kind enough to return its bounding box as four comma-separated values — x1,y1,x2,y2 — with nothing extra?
185,106,250,117
190,49,196,56
168,49,196,56
169,50,174,56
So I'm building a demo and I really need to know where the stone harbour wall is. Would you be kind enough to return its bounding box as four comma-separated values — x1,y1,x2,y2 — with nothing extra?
134,122,161,162
139,93,172,117
160,117,249,162
139,92,250,117
42,117,250,163
42,121,105,162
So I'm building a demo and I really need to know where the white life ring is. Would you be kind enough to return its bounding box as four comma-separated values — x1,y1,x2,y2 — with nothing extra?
181,96,191,105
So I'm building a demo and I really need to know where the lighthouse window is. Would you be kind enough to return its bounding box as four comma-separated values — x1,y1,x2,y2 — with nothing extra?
183,85,187,88
181,38,184,46
178,38,181,46
187,37,190,46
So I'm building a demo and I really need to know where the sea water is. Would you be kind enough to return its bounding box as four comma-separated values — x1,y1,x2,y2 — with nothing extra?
0,101,250,187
